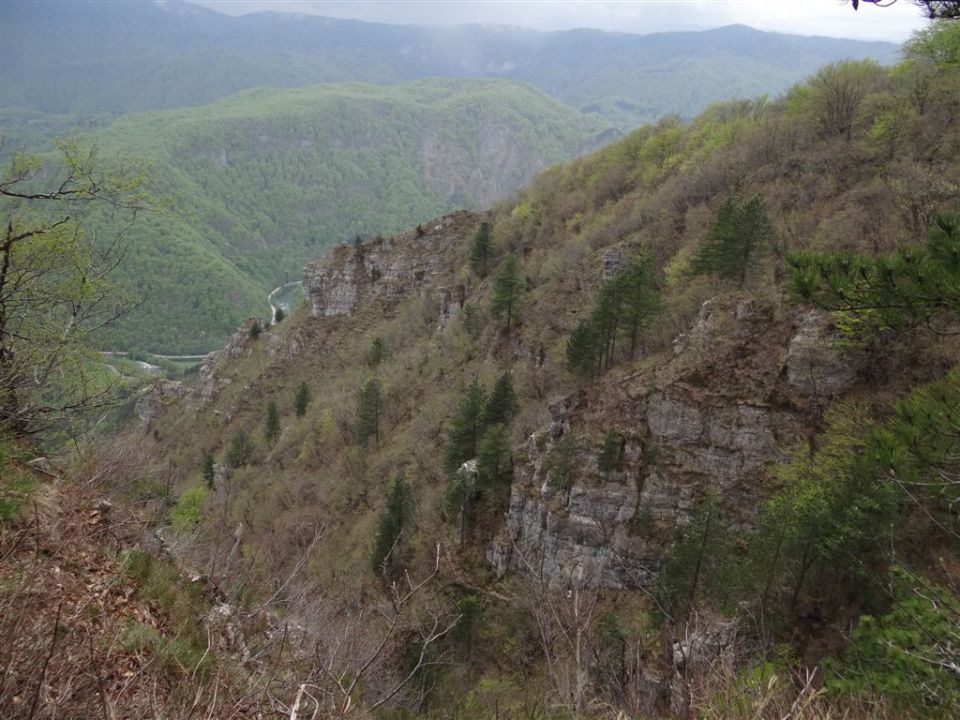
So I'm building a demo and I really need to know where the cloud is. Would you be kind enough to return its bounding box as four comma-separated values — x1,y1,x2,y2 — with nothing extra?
191,0,927,41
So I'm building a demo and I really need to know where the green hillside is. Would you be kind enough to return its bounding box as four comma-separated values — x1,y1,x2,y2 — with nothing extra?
83,79,606,353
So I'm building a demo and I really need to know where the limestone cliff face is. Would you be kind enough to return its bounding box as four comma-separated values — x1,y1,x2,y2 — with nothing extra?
303,212,470,319
491,295,861,589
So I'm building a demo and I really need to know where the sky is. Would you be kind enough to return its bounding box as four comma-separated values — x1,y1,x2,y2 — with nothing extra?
189,1,930,42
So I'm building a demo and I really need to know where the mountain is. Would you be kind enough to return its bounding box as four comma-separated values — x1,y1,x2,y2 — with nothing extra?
84,78,607,353
1,1,901,131
55,37,958,719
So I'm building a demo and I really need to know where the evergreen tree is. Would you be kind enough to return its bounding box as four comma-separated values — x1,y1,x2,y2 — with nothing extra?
469,222,495,277
689,195,771,287
591,273,625,371
482,372,518,428
476,423,512,492
444,378,486,472
461,302,481,340
294,382,311,418
618,250,661,359
201,452,215,490
274,307,286,323
368,336,386,367
598,430,621,473
355,377,382,446
225,429,254,467
249,319,262,339
546,432,578,503
566,320,598,377
491,254,523,333
445,467,478,547
264,400,280,444
371,475,414,576
452,595,483,659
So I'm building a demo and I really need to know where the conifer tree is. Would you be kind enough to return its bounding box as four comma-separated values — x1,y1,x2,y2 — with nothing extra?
482,372,518,428
491,254,523,333
294,382,311,418
619,250,661,358
566,320,598,377
225,429,254,467
264,400,280,444
476,423,512,493
598,430,621,473
356,377,382,446
371,475,414,576
689,195,771,287
249,319,262,339
461,302,481,340
201,452,215,490
444,378,486,472
368,337,386,367
591,274,624,370
469,222,494,277
445,467,478,547
274,307,286,323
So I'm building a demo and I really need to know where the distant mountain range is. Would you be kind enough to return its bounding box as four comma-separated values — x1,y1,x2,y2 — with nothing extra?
1,1,901,131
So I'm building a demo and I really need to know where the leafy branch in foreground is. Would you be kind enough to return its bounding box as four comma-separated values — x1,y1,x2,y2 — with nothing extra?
0,137,151,439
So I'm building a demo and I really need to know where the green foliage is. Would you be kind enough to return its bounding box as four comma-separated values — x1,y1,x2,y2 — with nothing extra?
826,570,960,717
0,442,34,524
444,378,486,473
355,377,382,447
469,222,495,277
788,212,960,336
264,400,280,444
565,250,660,377
659,494,736,620
490,254,523,333
566,320,598,378
274,307,286,323
453,595,483,658
809,60,882,141
482,373,517,429
248,320,262,340
545,432,578,497
201,452,215,490
294,382,311,418
905,14,960,68
461,302,482,340
597,431,621,473
368,337,387,368
689,195,772,287
225,429,254,467
476,423,512,492
170,485,209,530
445,467,478,546
371,475,414,577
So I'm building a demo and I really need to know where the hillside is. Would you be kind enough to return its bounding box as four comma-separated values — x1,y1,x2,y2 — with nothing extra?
0,1,900,131
80,79,606,353
62,24,960,719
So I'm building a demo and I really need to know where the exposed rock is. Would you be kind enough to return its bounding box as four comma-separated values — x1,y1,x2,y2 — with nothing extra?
786,310,858,396
136,380,186,433
437,284,465,330
223,318,261,359
602,250,623,280
303,212,469,319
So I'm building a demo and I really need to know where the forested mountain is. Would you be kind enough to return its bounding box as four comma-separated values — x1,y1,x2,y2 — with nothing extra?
6,21,954,719
82,79,606,352
1,0,900,131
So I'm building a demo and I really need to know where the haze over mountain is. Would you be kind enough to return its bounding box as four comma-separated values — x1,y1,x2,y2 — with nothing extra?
1,0,901,132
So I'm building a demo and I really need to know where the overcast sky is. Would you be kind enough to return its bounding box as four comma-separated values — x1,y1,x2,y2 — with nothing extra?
190,1,929,42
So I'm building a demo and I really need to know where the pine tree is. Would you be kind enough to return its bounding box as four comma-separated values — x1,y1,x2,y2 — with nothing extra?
566,320,598,377
476,423,512,492
371,475,414,576
689,195,771,287
598,430,621,473
619,250,660,359
225,429,254,467
274,307,286,323
356,377,382,446
264,400,280,444
482,372,517,428
445,467,478,547
546,432,578,503
249,319,262,339
294,382,310,418
591,273,624,370
444,378,486,472
461,302,481,340
368,337,386,367
201,452,215,490
469,222,494,277
491,254,523,333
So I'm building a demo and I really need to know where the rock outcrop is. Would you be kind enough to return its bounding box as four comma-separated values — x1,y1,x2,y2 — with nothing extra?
136,380,186,433
303,212,472,320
